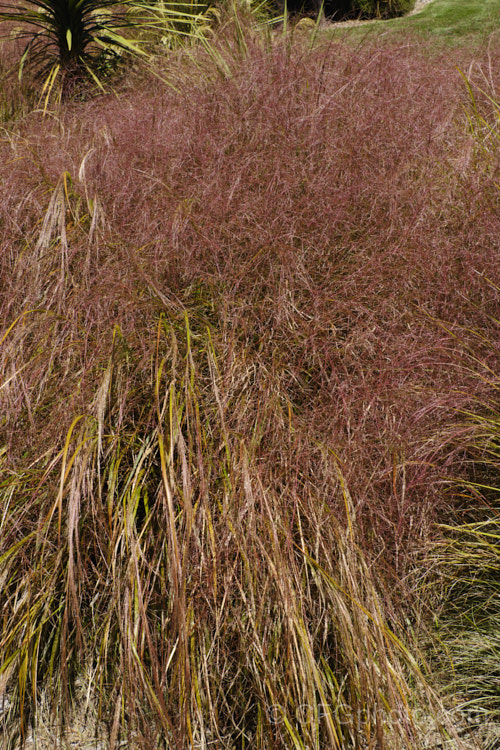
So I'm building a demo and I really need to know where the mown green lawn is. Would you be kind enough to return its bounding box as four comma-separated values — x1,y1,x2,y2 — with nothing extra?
327,0,500,46
395,0,500,41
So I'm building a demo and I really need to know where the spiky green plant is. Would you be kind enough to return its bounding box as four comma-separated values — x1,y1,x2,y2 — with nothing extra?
0,0,212,98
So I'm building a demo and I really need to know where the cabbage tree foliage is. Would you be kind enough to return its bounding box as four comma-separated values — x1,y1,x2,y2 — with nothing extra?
0,0,212,95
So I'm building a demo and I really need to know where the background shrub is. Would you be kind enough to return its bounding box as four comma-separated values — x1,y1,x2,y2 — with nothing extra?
351,0,415,18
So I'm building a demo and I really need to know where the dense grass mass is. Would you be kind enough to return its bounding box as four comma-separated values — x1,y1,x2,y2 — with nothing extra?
0,5,499,749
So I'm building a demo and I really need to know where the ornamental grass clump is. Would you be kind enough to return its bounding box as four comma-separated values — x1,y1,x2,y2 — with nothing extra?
459,60,500,190
0,317,452,748
422,76,499,732
430,516,500,729
420,295,500,746
0,18,499,748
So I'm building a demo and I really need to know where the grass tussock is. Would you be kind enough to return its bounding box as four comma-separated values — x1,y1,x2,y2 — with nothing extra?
1,16,499,749
419,310,500,747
